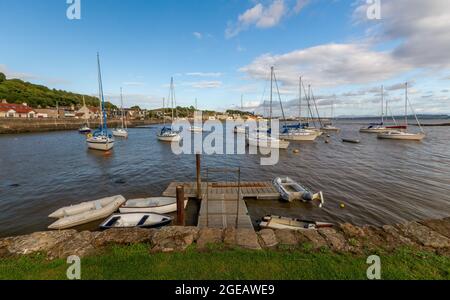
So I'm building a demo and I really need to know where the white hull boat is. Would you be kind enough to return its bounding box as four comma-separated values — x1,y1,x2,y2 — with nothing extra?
260,215,333,231
377,131,425,141
86,135,115,151
280,130,317,141
120,197,187,214
157,131,181,142
48,195,126,230
360,126,389,133
100,213,172,229
247,132,290,149
321,125,340,132
273,177,324,207
112,128,128,138
234,126,246,134
189,126,204,133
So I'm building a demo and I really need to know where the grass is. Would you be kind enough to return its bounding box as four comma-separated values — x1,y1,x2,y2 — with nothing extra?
0,245,449,280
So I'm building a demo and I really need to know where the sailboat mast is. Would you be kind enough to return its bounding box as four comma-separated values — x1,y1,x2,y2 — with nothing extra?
162,97,166,126
269,66,273,120
405,82,408,126
120,87,125,129
381,85,384,124
299,76,302,122
96,52,107,132
171,77,174,122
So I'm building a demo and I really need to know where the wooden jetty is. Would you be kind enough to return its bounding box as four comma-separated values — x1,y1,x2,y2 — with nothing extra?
163,181,280,229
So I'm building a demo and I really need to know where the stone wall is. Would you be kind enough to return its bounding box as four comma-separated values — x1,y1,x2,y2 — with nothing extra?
0,118,161,134
1,217,449,260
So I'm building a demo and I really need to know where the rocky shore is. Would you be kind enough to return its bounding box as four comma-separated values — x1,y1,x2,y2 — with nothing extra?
1,217,449,260
0,118,161,134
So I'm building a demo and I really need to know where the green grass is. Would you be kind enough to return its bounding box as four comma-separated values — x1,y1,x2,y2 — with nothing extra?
0,245,449,280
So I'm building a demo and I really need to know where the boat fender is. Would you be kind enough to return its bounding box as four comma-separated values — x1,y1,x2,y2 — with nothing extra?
302,192,313,202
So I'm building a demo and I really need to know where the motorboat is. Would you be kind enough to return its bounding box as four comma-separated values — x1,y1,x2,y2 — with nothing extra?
273,177,324,207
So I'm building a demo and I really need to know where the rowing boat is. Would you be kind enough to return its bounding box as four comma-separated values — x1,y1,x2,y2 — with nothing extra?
100,213,172,229
259,215,333,231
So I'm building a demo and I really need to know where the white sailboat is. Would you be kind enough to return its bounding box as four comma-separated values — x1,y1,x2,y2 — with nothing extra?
378,83,425,141
78,96,92,134
321,97,341,132
86,53,115,151
360,86,390,133
157,77,181,142
189,98,204,132
246,66,290,149
280,76,318,141
112,87,129,138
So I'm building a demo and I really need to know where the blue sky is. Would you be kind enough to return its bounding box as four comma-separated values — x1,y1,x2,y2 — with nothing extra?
1,0,449,116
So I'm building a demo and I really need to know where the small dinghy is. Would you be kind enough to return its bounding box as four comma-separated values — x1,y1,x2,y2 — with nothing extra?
100,213,172,229
48,195,126,230
259,215,333,231
342,138,360,144
119,197,187,214
273,177,324,207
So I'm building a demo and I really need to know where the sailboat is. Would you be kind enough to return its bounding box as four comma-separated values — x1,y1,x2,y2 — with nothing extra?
360,86,390,133
280,76,318,141
86,53,115,151
112,87,129,138
321,97,340,132
78,96,92,134
377,83,425,141
247,66,290,149
189,98,204,133
157,77,181,142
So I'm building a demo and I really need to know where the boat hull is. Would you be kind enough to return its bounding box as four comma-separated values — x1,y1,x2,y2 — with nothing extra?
157,134,181,142
87,140,115,151
247,137,290,149
260,215,333,231
48,195,126,230
280,132,317,141
112,129,128,138
100,213,172,229
377,132,425,141
120,198,188,214
359,128,389,133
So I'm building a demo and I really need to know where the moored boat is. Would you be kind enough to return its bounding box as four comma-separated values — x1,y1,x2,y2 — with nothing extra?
48,195,126,230
100,213,172,229
259,215,333,231
119,197,187,214
112,87,128,138
273,177,324,207
157,77,181,142
342,138,360,144
78,124,91,134
247,133,290,149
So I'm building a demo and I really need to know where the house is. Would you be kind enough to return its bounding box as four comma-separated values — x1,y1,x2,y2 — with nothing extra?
0,100,36,118
35,108,59,118
75,105,100,119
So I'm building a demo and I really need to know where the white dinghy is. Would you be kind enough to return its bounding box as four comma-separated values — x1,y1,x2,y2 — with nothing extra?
100,213,172,229
48,195,126,230
119,197,187,214
260,215,333,231
273,177,324,207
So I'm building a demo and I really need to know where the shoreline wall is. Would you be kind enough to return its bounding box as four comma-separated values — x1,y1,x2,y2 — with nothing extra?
0,118,162,134
1,218,449,260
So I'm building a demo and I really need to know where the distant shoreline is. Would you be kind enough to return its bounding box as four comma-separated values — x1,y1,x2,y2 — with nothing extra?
0,118,162,134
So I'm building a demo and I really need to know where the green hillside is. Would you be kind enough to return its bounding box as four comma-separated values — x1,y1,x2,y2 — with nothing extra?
0,72,116,109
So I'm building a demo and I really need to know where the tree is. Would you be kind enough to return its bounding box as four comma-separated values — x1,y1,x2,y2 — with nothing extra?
0,72,6,83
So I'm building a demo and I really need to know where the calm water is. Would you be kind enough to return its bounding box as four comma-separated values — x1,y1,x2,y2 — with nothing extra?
0,121,449,237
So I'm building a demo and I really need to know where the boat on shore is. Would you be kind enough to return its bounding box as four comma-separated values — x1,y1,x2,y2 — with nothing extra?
259,215,333,231
119,197,187,214
48,195,126,230
100,213,172,229
273,177,324,207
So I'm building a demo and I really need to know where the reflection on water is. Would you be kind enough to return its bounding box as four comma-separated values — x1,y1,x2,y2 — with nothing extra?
0,121,449,237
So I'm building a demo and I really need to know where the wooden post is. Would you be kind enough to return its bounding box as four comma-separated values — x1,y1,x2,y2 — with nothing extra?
196,153,202,200
176,185,185,226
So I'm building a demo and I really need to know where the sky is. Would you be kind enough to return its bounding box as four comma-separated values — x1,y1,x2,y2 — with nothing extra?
0,0,450,117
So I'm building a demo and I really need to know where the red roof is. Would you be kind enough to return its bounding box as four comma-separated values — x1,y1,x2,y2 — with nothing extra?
0,103,34,114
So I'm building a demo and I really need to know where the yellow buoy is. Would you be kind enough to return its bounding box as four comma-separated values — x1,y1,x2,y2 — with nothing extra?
340,203,345,209
293,149,300,154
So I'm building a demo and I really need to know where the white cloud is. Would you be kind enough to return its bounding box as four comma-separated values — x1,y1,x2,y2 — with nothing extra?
193,32,203,39
186,72,223,77
190,81,223,89
226,0,308,38
122,81,146,87
240,43,411,89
